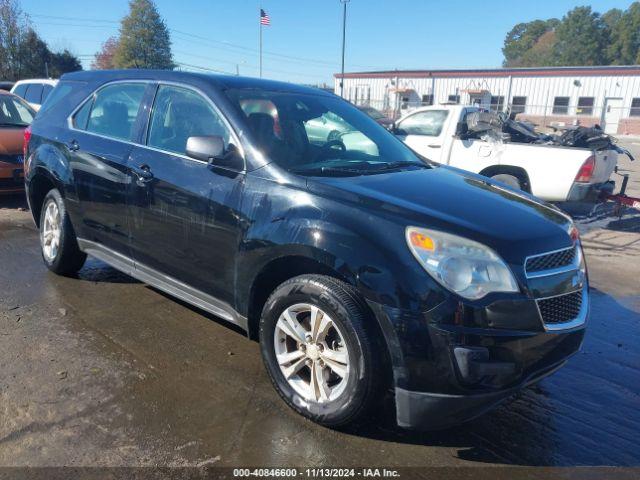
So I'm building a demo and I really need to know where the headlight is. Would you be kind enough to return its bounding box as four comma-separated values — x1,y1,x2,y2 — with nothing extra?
406,227,519,300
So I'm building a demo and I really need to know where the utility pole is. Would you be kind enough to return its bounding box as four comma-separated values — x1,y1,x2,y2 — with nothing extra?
339,0,350,98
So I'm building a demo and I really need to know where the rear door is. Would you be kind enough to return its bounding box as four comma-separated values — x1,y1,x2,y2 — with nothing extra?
127,84,246,303
67,81,149,255
394,109,450,163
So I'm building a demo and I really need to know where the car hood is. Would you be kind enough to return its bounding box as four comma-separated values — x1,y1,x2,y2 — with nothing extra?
306,166,573,263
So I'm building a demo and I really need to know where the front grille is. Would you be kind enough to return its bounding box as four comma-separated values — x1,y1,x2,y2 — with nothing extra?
526,246,576,275
537,290,583,324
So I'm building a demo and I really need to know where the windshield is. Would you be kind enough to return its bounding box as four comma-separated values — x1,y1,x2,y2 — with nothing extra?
226,89,427,176
360,106,385,120
0,95,34,127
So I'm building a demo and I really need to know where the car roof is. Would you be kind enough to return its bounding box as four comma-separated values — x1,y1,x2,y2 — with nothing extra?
61,69,335,97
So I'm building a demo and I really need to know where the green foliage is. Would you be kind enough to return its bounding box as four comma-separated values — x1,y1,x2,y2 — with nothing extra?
554,6,609,66
114,0,174,70
0,0,82,81
502,2,640,67
50,49,83,77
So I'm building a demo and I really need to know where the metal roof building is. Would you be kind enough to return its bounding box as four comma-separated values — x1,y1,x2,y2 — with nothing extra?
334,66,640,135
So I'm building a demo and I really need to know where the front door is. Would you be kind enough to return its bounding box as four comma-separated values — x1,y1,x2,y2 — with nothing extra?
394,109,450,163
603,97,623,134
127,84,245,305
67,82,148,254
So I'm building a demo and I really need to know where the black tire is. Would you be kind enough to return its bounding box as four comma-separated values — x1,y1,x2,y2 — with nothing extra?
39,189,87,276
259,274,382,428
491,173,523,190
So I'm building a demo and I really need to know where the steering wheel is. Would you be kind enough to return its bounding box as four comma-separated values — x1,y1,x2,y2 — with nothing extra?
319,139,346,157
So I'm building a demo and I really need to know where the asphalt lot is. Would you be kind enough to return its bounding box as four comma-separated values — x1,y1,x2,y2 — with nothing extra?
0,140,639,468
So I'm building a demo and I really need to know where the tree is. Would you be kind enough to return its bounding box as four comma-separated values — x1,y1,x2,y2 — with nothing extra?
0,0,28,80
17,27,50,77
517,30,558,67
502,19,558,67
607,2,640,65
114,0,174,69
92,36,119,70
553,7,610,66
50,49,82,77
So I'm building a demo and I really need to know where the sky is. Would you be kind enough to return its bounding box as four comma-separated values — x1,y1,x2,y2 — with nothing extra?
20,0,639,85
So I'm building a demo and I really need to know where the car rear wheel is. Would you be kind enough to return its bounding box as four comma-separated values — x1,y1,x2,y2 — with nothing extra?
259,274,381,427
39,189,86,275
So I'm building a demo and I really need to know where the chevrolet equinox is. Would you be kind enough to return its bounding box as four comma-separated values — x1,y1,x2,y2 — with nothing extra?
24,70,588,429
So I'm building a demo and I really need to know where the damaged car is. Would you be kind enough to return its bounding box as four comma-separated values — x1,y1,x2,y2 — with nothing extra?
25,70,587,429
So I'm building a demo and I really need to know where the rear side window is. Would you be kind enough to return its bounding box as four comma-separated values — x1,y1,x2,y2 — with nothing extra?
25,84,44,104
398,110,448,136
13,84,28,98
85,83,146,141
147,85,230,155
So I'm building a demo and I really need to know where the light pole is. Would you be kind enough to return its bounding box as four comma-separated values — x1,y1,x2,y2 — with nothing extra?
340,0,350,98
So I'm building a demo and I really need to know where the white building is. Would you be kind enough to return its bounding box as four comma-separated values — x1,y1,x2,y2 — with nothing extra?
335,66,640,135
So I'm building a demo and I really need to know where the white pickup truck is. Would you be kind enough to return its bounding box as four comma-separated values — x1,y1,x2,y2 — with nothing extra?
392,105,619,203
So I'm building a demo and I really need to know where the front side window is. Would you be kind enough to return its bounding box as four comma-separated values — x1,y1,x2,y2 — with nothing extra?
552,97,570,115
86,83,146,141
147,85,231,156
25,84,44,104
397,110,448,136
225,89,427,176
0,96,34,126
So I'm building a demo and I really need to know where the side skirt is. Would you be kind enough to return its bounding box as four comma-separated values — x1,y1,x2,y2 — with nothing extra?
77,238,248,331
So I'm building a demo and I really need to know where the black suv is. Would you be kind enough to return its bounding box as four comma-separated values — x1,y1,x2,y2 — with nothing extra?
24,70,588,429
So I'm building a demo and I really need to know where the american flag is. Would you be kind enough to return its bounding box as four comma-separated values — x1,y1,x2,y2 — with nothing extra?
260,9,271,26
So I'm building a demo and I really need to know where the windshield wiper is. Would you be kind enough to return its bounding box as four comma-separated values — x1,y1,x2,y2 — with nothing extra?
370,161,429,171
290,165,367,177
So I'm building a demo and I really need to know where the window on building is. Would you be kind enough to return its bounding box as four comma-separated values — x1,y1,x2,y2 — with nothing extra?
552,96,570,115
577,97,594,116
421,94,433,106
490,96,505,112
511,96,527,114
630,98,640,117
448,94,460,104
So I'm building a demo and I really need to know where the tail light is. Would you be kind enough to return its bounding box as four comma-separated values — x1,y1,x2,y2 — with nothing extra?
575,155,595,183
23,125,32,158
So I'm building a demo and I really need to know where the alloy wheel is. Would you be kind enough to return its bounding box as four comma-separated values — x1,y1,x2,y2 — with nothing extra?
41,200,61,262
274,303,351,403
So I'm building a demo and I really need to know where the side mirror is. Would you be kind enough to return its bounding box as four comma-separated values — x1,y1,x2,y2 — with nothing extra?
186,136,242,170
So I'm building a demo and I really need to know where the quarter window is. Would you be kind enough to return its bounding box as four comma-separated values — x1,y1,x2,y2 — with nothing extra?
398,110,448,136
552,97,570,115
72,99,93,130
147,85,231,156
577,97,594,116
86,83,146,141
13,83,28,99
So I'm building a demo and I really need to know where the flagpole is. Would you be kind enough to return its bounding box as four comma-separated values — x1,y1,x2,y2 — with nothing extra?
259,6,263,78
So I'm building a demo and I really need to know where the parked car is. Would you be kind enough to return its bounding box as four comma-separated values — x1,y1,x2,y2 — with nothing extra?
0,90,35,193
25,70,587,429
304,111,353,144
11,78,58,111
0,81,15,91
393,105,619,203
357,105,394,128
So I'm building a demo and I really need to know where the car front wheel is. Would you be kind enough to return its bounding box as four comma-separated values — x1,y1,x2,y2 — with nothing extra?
259,274,382,427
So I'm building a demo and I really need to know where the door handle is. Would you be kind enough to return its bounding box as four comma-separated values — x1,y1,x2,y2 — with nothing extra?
428,144,442,148
132,164,154,186
67,140,80,152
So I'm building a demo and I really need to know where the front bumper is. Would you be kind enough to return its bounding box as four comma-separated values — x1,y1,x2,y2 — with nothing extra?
367,289,587,430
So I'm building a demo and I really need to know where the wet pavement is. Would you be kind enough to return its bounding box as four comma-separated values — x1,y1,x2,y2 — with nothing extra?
1,143,639,468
